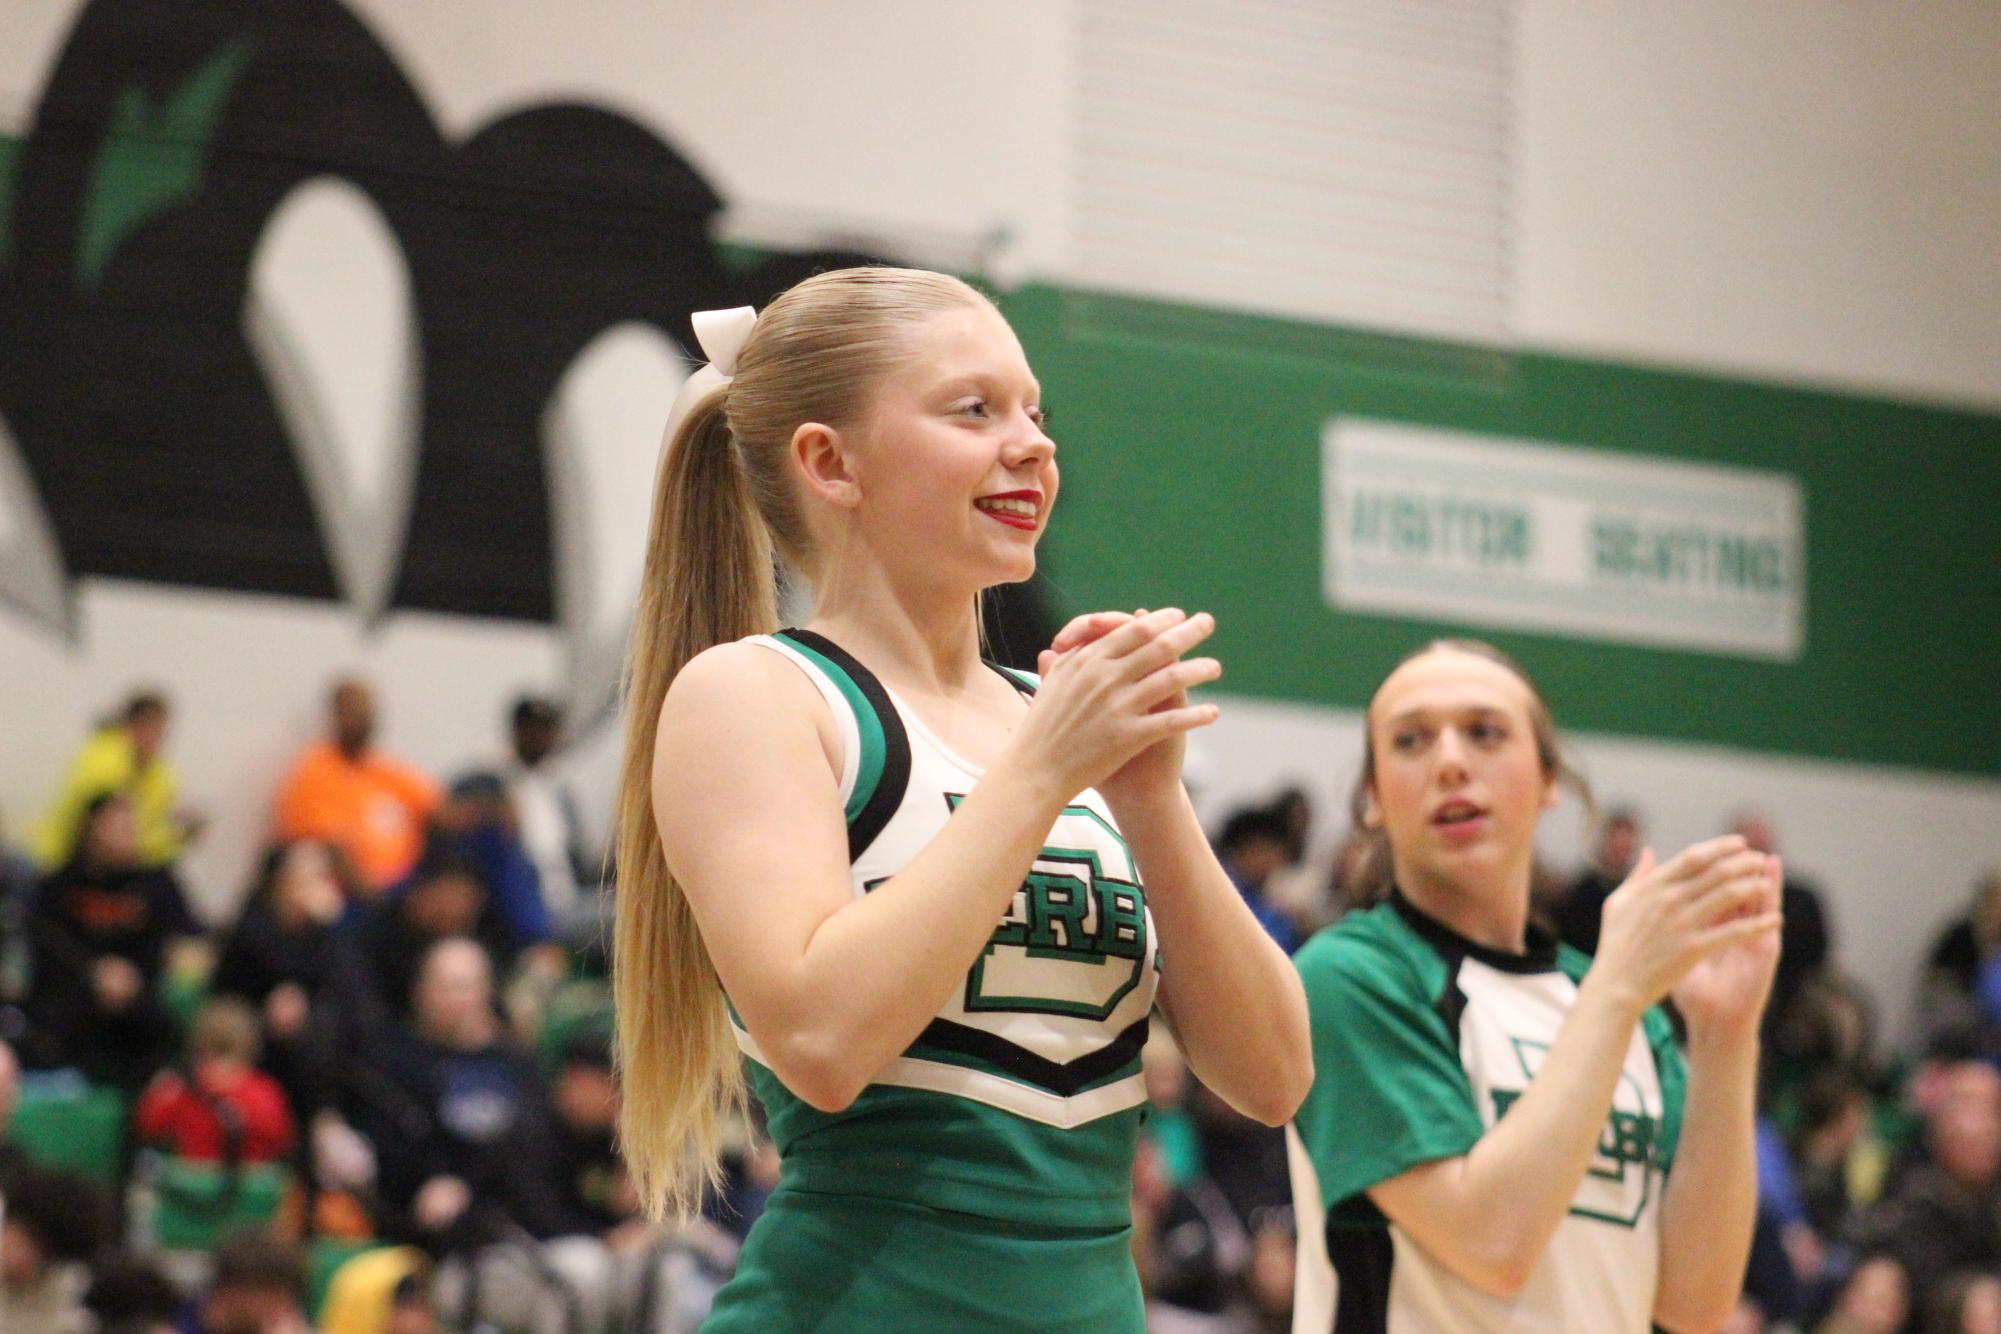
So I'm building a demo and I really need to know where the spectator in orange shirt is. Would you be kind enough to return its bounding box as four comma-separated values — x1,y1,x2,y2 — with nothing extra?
275,679,441,894
135,995,295,1164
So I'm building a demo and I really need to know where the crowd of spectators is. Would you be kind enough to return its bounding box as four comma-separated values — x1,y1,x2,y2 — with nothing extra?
0,681,730,1334
1,686,1996,1333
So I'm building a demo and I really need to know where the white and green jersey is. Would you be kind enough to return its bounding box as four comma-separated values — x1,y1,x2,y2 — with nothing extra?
734,628,1160,1231
1288,893,1686,1333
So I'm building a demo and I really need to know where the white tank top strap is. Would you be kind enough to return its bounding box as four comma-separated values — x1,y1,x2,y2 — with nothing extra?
741,632,861,808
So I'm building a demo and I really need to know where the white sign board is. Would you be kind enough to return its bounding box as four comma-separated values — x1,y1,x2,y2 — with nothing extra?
1323,418,1805,660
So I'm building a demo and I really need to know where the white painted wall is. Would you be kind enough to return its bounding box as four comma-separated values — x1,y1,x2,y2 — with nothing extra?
341,0,2001,409
342,0,1074,279
1515,0,2001,412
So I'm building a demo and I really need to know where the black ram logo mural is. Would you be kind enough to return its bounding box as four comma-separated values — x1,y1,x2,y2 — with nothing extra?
0,0,1049,709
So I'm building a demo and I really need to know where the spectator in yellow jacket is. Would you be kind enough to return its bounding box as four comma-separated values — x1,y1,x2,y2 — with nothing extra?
34,691,199,870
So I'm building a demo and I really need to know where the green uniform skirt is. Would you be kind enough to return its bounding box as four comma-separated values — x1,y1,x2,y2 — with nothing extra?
702,1185,1144,1332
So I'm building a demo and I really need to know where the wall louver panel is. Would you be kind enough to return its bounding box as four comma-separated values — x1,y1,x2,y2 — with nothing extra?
1072,0,1513,343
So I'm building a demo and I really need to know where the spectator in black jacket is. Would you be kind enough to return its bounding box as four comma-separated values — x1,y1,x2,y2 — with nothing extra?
503,1026,630,1244
1213,807,1299,955
1866,1059,2001,1300
498,1025,728,1333
1790,1068,1880,1246
0,1162,114,1333
21,792,194,1089
1556,805,1641,957
210,839,368,1122
0,808,37,1004
1920,869,2001,1052
1732,810,1832,1037
1132,1133,1247,1329
348,845,515,1026
1191,1080,1289,1232
174,1230,309,1334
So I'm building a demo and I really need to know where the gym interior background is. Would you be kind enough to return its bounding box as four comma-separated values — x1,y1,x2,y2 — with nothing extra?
2,0,1997,1049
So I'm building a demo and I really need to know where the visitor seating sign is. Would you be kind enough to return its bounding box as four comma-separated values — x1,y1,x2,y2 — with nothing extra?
1323,417,1805,660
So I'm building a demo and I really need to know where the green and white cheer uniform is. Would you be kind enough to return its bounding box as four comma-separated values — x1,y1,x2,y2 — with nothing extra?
1289,892,1686,1333
702,629,1159,1333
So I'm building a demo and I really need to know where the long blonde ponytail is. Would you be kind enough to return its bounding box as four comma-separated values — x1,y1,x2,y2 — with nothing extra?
612,267,992,1219
613,387,771,1220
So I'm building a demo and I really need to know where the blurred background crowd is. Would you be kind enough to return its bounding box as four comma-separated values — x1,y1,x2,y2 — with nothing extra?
1,685,1996,1333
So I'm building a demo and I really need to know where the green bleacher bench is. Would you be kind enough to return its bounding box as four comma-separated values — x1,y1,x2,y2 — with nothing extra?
141,1156,291,1251
8,1082,127,1183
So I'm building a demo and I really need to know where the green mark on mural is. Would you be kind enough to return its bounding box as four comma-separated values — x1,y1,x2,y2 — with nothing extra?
0,133,20,270
78,39,252,289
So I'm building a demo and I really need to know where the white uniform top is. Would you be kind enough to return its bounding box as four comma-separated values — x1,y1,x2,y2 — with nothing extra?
725,630,1162,1230
1289,892,1685,1333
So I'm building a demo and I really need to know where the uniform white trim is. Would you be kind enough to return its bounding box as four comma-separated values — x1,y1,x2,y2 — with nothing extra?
872,1058,1145,1129
1286,1124,1338,1334
743,634,859,807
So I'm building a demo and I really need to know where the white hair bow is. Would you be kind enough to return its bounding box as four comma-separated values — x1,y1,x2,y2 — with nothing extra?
662,305,758,440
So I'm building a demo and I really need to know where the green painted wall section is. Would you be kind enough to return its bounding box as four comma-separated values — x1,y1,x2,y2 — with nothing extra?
0,132,18,269
1000,286,2001,778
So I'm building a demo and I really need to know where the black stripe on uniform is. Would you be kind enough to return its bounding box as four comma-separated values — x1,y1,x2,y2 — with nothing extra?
914,1015,1150,1097
779,628,912,864
1390,887,1560,974
1326,1223,1394,1333
986,662,1038,696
